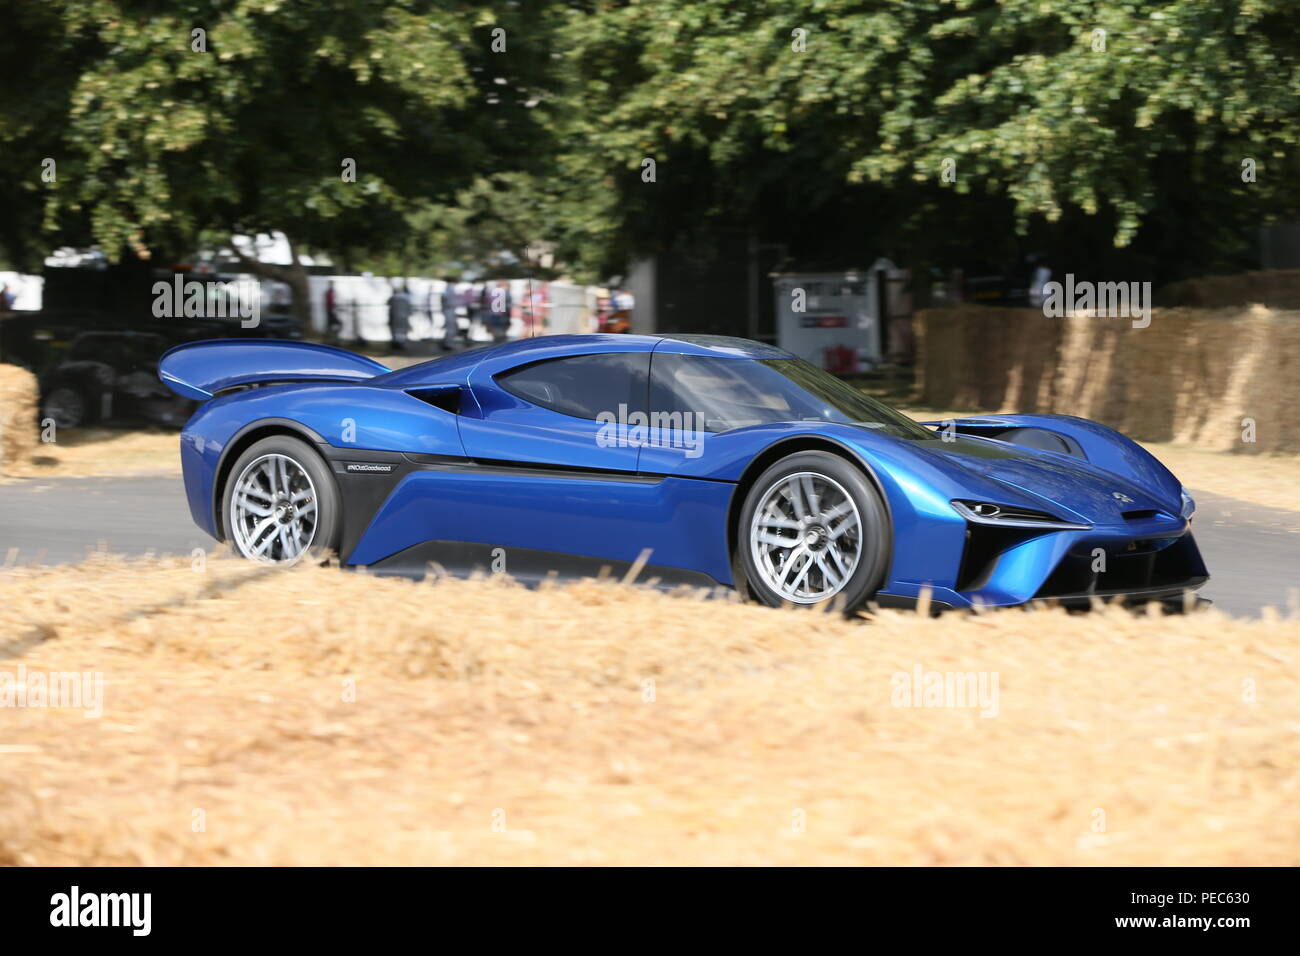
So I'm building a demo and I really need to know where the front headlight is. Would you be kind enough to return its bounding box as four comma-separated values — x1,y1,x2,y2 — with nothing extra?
1180,490,1196,519
950,500,1091,530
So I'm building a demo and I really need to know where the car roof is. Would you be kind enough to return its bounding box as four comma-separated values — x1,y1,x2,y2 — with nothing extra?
657,334,792,359
373,333,794,385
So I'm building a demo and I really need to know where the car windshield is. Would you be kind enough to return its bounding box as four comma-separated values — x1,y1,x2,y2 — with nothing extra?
651,354,937,440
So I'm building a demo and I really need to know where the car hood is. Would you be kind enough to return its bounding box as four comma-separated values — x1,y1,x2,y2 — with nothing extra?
919,435,1178,523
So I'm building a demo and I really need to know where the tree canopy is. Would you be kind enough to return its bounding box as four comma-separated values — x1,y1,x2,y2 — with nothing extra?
5,1,1300,285
545,0,1300,282
1,1,552,274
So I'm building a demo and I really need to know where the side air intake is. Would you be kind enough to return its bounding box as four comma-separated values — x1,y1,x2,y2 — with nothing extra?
406,386,462,415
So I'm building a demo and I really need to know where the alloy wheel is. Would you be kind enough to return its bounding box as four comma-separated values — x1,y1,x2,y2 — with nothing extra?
229,453,319,563
748,471,863,603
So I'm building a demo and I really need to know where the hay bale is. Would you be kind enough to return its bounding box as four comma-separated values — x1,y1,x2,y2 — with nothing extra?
914,305,1300,454
1159,269,1300,310
0,363,38,475
915,305,1051,411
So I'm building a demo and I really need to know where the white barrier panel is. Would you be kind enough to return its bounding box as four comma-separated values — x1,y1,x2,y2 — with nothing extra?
0,273,43,311
308,275,602,342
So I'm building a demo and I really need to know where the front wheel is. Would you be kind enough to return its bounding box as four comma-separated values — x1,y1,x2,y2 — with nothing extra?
222,435,341,564
737,451,890,611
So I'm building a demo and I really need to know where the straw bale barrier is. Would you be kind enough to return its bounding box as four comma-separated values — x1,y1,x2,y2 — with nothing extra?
0,364,38,475
915,305,1300,453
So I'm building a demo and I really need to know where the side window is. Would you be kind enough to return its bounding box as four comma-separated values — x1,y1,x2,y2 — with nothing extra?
650,352,785,432
496,353,648,421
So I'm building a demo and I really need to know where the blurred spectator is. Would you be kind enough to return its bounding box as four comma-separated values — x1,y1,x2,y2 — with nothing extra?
324,281,340,342
467,282,488,338
0,283,14,313
1028,255,1052,308
490,281,512,343
441,279,459,351
600,288,632,333
521,280,548,337
387,280,411,352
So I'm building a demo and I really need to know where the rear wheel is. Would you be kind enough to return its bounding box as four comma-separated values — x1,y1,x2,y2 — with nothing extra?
738,451,890,611
222,435,341,564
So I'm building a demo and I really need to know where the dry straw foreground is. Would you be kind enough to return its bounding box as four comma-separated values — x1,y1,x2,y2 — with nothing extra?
1,554,1298,866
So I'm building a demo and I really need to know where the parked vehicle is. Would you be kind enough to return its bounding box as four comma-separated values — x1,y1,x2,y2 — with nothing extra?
39,329,195,428
0,307,300,428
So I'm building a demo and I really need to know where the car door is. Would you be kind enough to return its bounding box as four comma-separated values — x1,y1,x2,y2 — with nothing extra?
350,345,737,583
457,350,649,471
420,347,726,580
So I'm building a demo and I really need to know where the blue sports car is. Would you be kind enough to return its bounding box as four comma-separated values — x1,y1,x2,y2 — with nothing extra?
158,333,1207,612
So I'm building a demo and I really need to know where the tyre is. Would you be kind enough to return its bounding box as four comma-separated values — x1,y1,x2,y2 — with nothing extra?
221,435,341,564
41,386,90,429
737,451,890,611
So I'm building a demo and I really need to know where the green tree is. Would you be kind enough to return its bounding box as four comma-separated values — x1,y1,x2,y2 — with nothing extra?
546,0,1300,282
2,1,557,319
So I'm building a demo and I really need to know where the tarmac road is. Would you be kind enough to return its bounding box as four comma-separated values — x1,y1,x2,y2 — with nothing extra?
0,475,1295,618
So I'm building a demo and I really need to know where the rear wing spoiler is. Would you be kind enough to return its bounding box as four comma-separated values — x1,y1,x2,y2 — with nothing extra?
158,339,390,400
